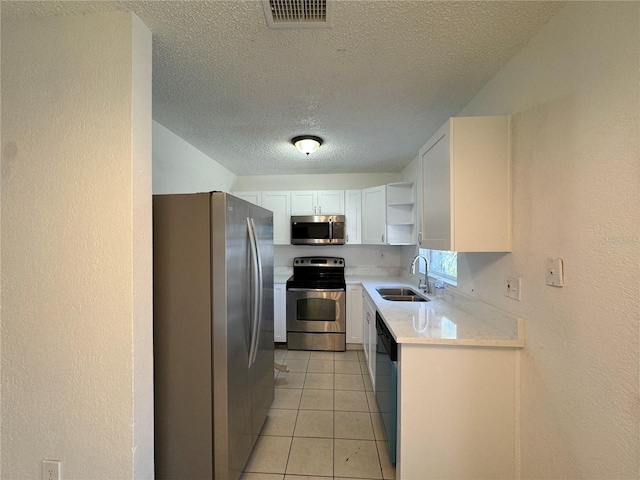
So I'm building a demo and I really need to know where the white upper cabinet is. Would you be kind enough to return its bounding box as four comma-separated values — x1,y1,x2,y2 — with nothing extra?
234,190,291,245
260,191,292,245
233,192,291,245
291,190,345,216
344,190,362,245
420,116,512,252
232,191,261,206
362,185,387,245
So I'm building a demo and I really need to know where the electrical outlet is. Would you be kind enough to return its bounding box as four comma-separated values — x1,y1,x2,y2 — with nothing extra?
43,460,61,480
505,276,521,301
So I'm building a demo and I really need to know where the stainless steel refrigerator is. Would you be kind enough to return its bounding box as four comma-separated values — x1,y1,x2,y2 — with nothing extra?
153,192,274,480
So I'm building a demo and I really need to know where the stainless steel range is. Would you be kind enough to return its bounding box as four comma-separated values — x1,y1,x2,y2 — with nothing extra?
286,256,346,351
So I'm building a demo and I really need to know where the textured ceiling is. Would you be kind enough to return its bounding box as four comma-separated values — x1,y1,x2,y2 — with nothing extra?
2,1,565,175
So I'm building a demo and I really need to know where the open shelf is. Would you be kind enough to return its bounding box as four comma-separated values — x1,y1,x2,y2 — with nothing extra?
386,182,416,245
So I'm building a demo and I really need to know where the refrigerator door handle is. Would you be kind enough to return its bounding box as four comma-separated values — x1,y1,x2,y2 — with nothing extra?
247,216,263,367
251,217,264,366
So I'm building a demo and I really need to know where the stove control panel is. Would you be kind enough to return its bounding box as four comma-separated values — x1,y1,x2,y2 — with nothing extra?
293,256,344,267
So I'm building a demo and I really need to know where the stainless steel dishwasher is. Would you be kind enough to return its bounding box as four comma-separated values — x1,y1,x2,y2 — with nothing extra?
375,311,398,465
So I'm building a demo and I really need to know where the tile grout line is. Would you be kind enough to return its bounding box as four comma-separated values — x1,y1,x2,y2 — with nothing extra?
270,350,391,480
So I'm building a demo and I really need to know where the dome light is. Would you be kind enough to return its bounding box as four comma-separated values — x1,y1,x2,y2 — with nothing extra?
292,135,323,155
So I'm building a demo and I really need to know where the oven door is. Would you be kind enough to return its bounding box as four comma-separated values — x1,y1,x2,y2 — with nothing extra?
286,288,346,351
286,288,346,333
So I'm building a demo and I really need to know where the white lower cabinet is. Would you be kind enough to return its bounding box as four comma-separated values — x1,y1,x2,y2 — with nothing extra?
362,289,377,389
273,283,286,342
346,284,363,344
396,344,517,479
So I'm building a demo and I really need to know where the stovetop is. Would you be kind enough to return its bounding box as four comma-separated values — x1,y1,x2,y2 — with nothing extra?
286,256,346,290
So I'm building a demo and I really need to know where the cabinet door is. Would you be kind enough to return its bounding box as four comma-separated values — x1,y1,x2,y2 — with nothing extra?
450,117,511,252
362,185,387,245
291,190,345,215
273,283,286,342
232,191,262,206
421,125,451,250
317,190,345,215
362,291,376,389
420,116,511,252
262,191,291,245
362,291,369,354
345,190,362,245
346,284,363,344
290,191,317,215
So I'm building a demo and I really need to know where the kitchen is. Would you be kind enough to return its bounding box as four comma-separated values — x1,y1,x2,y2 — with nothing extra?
2,1,639,480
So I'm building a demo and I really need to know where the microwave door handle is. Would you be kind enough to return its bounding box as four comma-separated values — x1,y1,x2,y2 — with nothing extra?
328,220,333,242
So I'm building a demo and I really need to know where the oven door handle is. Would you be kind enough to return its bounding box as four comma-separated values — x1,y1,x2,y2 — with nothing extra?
287,288,345,292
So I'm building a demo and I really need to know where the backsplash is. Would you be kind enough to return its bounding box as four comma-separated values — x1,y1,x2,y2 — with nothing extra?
346,266,401,276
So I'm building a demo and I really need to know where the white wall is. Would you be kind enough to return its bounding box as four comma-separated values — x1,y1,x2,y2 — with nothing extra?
131,15,154,480
455,3,639,477
152,120,236,194
1,12,154,479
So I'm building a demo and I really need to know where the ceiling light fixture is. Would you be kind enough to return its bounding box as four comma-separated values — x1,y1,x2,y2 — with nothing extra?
292,135,323,155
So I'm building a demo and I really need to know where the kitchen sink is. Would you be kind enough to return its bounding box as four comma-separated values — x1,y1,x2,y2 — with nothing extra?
376,287,430,302
381,294,429,302
376,287,421,296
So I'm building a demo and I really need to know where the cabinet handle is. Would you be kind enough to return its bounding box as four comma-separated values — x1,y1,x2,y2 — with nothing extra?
319,206,322,214
381,234,385,243
418,232,422,245
314,206,317,214
346,234,349,243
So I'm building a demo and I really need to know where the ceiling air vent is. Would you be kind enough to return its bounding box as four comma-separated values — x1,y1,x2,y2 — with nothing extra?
263,0,333,29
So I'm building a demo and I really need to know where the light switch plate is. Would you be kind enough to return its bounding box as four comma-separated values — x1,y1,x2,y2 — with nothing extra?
546,258,564,287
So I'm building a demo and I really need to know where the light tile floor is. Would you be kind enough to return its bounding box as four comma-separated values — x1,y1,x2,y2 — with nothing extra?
242,349,395,480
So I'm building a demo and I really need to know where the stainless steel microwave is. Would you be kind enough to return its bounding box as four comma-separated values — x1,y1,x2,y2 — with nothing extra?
291,215,346,245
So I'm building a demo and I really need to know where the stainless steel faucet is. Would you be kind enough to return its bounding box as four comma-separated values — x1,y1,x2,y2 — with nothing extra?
410,254,429,293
